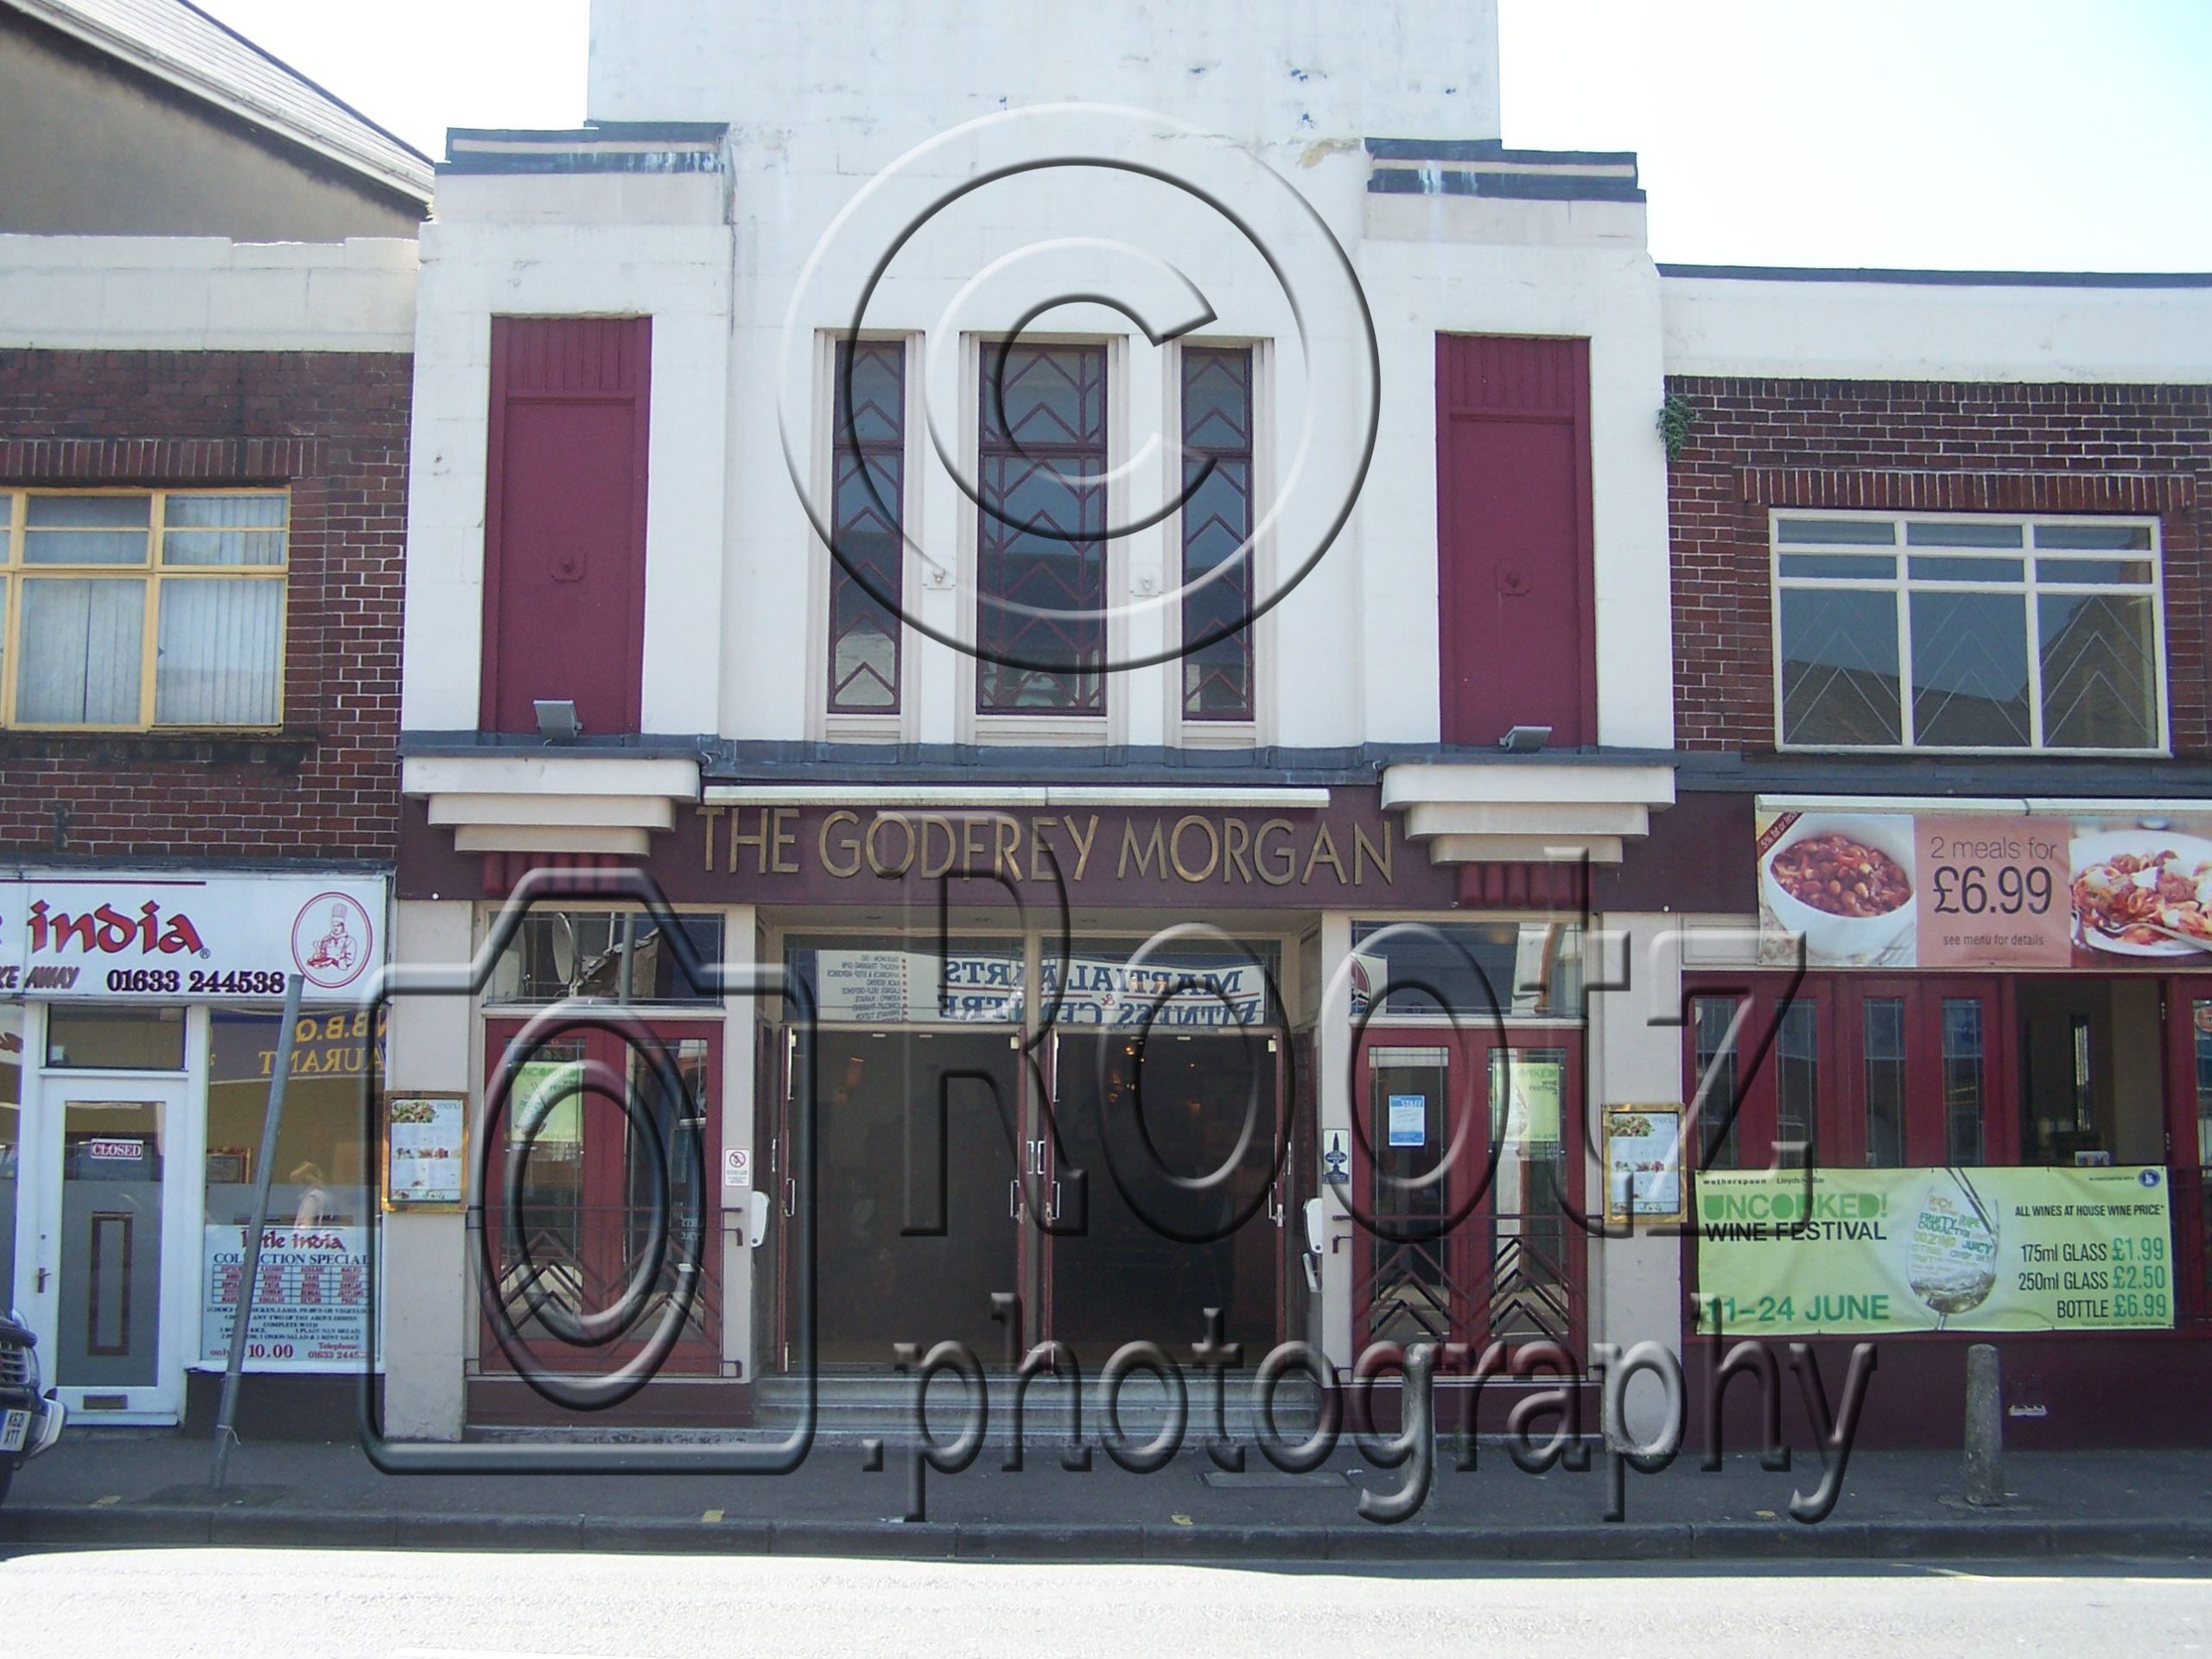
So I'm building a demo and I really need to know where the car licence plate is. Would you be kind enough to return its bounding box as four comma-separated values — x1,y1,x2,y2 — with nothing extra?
0,1409,28,1453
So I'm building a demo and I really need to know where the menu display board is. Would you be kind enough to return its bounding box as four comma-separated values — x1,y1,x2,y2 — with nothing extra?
1757,807,2212,969
1605,1106,1685,1224
1693,1165,2176,1335
383,1092,467,1211
200,1224,370,1370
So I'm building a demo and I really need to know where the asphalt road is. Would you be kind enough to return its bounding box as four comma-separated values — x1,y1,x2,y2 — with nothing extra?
1,1548,2207,1657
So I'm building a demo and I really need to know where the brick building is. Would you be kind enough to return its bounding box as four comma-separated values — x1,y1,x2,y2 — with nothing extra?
1649,269,2212,1445
0,0,425,1429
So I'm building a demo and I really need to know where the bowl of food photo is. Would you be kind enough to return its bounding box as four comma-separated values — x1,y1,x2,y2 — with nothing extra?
1761,813,1919,965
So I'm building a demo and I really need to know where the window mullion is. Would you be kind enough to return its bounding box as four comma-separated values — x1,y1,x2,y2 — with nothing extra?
1892,571,1914,747
2024,582,2047,748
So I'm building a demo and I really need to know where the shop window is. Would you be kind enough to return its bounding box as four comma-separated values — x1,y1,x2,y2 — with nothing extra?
204,1010,378,1230
1,490,288,730
1688,988,1821,1172
1351,921,1583,1020
785,935,1026,1026
44,1007,186,1070
976,342,1107,715
827,339,906,714
1775,513,2163,753
1179,346,1255,721
488,912,724,1006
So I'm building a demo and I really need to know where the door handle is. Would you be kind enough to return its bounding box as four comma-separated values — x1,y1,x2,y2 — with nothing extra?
1008,1179,1022,1221
1267,1183,1285,1227
782,1177,796,1218
35,1266,48,1294
1050,1180,1062,1224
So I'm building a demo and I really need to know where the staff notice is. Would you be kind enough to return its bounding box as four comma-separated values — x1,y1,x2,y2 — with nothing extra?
1694,1166,2175,1336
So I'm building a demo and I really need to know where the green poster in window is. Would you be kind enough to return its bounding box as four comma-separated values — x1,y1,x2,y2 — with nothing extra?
1491,1053,1562,1147
1693,1164,2176,1335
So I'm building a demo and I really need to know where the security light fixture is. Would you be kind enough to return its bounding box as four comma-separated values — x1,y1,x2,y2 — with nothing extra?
534,699,582,741
1499,724,1552,753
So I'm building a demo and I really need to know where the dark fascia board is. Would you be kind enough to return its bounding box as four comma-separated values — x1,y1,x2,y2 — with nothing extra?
1365,136,1640,169
1675,750,2212,798
1659,263,2212,289
445,121,729,149
1370,168,1646,204
436,149,723,177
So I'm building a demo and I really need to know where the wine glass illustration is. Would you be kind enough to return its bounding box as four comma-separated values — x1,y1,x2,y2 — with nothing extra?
1907,1170,1999,1329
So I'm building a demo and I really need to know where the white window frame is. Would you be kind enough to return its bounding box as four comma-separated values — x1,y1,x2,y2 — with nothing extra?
1769,508,2168,757
1166,337,1273,751
809,330,921,744
961,332,1126,746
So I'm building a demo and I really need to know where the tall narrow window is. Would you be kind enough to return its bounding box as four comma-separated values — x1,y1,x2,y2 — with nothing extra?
827,340,906,714
1179,346,1255,721
1863,997,1907,1166
976,343,1107,715
1691,995,1741,1171
1776,1001,1819,1168
1942,997,1986,1165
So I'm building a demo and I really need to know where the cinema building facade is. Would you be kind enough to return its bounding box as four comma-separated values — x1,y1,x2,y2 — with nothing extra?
380,2,2212,1447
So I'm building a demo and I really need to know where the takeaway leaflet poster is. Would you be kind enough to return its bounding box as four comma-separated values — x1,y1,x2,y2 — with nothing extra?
1756,807,2212,969
1693,1164,2176,1336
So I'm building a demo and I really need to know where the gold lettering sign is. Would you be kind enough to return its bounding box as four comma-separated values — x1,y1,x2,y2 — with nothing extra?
698,808,1394,890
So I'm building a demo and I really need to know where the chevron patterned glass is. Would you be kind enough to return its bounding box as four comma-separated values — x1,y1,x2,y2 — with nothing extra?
976,343,1108,714
827,340,906,714
1179,346,1255,720
1774,513,2163,751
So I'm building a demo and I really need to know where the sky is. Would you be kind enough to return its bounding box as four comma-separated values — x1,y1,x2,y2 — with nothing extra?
195,0,2212,272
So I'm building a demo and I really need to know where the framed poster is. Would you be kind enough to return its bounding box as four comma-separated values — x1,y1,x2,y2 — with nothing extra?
382,1091,467,1211
1605,1104,1685,1225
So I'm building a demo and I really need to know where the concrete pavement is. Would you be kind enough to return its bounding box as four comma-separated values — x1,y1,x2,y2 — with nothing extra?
4,1428,2211,1562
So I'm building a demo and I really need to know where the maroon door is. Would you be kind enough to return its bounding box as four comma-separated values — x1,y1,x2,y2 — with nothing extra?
1351,1025,1587,1355
480,316,652,735
480,1016,721,1377
1435,334,1596,747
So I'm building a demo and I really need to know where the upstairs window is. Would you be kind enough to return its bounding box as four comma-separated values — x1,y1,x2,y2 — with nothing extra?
1179,346,1256,721
827,339,906,714
1774,512,2163,753
0,490,288,730
976,342,1107,715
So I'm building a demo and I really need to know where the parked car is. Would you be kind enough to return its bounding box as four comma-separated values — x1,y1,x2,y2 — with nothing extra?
1,1308,67,1505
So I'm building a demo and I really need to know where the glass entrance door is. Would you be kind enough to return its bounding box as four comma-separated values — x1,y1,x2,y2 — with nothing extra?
1041,1029,1283,1364
1352,1030,1585,1355
23,1075,194,1421
480,1019,721,1380
778,1028,1023,1369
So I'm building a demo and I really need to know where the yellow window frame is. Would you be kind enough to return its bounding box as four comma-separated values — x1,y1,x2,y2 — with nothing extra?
0,486,291,732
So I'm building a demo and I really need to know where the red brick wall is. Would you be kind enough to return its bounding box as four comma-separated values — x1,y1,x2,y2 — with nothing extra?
0,349,410,861
1669,377,2211,754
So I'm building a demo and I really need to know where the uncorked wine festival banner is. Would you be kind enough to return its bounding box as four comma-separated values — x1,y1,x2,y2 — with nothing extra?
1693,1165,2175,1336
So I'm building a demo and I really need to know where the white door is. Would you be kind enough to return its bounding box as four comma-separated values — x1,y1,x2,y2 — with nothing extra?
22,1072,195,1423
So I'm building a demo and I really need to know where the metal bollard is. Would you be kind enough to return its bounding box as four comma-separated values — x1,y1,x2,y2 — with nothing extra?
1963,1343,2004,1508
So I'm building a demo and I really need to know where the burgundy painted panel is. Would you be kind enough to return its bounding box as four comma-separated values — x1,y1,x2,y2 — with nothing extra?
480,317,651,734
1435,335,1596,747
